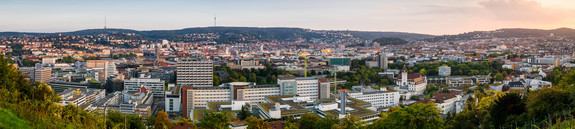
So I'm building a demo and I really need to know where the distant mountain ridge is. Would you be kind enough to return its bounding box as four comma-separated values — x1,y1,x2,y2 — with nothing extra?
426,28,575,42
0,27,435,42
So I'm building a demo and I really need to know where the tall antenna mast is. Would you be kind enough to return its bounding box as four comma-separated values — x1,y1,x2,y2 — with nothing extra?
104,16,107,29
214,14,216,26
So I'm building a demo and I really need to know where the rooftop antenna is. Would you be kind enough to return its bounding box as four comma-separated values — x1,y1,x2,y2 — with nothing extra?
214,14,217,26
104,16,107,29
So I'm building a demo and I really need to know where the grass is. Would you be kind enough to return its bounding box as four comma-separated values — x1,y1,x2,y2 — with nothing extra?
0,107,33,129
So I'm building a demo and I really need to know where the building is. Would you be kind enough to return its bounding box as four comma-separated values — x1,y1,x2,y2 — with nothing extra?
42,57,57,64
347,86,400,108
35,67,52,83
430,92,462,114
94,87,154,118
395,68,427,95
104,61,117,80
182,82,281,117
318,78,346,99
59,88,105,106
86,60,109,69
19,67,35,80
295,77,320,100
328,57,351,66
446,76,474,87
438,66,451,76
378,53,389,69
124,78,165,97
165,86,181,113
277,75,297,95
177,58,213,87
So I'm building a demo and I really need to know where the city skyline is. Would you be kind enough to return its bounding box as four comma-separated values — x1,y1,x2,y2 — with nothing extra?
1,0,574,35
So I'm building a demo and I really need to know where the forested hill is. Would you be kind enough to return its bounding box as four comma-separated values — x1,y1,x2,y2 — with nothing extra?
0,27,434,42
426,28,575,42
342,31,435,41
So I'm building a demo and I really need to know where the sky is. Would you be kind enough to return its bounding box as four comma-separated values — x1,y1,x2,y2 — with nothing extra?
0,0,574,35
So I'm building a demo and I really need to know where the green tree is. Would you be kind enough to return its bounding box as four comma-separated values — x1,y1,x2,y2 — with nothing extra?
237,103,252,120
246,116,270,129
419,69,427,75
526,87,574,121
299,113,320,129
317,115,339,129
239,76,248,82
197,111,231,129
369,102,444,129
340,115,363,129
155,111,171,129
214,75,220,86
249,73,257,82
494,73,503,81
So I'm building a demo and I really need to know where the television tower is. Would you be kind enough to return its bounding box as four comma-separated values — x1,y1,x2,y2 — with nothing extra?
214,14,217,26
104,16,107,29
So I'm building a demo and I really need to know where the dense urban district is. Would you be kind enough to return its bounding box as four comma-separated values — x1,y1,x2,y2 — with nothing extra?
1,27,575,129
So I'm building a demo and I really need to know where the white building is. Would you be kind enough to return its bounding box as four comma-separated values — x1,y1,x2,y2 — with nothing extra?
42,57,57,64
438,66,451,76
347,86,400,108
296,77,320,100
124,78,165,97
59,88,105,106
395,68,427,95
177,58,213,87
430,92,462,114
165,86,181,113
182,82,281,117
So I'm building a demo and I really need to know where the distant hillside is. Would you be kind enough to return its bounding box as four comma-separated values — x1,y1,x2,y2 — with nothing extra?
372,37,408,45
0,27,434,42
426,28,575,42
341,31,435,41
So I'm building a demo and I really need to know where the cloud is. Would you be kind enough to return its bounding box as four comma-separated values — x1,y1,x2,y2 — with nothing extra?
478,0,575,23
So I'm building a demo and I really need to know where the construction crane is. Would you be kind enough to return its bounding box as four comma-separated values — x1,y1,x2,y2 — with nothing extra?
330,67,340,94
299,54,308,77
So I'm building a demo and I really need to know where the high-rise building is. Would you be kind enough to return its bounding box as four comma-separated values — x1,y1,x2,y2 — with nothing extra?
177,58,213,87
277,75,297,95
328,57,351,66
438,66,451,76
35,68,52,83
124,78,165,97
104,61,117,81
378,53,388,69
86,60,108,69
296,77,319,100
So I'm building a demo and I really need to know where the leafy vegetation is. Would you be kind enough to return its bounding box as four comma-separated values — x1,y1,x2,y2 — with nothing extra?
214,64,291,85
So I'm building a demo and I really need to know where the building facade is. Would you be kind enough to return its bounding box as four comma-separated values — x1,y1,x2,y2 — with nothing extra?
177,58,213,87
124,78,165,97
438,66,451,76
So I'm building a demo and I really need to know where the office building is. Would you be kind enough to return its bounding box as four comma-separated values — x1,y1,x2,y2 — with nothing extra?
347,86,399,108
328,57,351,66
438,66,451,76
378,53,388,69
124,78,165,97
277,75,297,95
165,86,181,113
295,77,319,100
182,82,281,117
35,67,52,83
177,58,213,87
